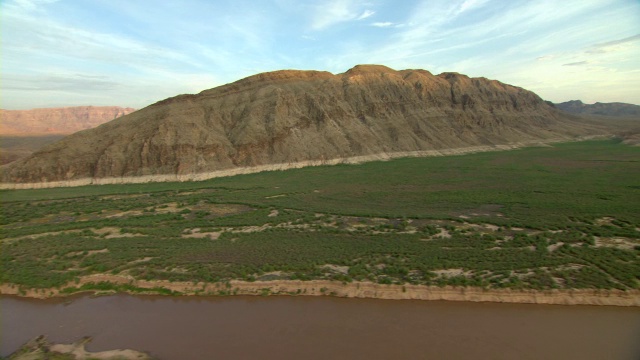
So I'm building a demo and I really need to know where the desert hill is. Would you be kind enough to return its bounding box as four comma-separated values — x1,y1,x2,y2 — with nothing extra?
555,100,640,117
0,65,611,186
0,106,136,136
0,106,135,165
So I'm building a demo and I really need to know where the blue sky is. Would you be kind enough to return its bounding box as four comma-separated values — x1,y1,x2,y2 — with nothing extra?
1,0,639,110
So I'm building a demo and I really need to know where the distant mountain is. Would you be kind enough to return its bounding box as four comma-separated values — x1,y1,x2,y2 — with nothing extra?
0,106,136,136
0,135,66,166
555,100,640,117
1,65,609,186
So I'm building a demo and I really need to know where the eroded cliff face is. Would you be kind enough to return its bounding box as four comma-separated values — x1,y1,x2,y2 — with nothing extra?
0,106,136,135
1,65,604,184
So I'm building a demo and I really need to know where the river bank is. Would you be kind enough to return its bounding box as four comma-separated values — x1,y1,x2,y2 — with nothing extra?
2,274,639,306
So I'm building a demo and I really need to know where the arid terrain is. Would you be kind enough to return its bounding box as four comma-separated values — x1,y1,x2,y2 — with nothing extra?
0,106,135,136
0,65,616,186
0,66,637,308
0,106,135,165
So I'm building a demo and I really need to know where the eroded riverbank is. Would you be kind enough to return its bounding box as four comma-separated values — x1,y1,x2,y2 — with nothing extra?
2,276,639,306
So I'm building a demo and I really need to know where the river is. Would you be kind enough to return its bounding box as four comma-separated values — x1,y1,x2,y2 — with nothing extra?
2,294,640,359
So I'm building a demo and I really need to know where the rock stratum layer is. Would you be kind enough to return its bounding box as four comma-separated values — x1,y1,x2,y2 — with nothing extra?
0,106,136,136
1,65,606,186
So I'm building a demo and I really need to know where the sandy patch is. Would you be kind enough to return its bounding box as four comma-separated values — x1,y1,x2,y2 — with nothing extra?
594,236,639,250
435,228,452,239
126,257,154,265
321,264,350,274
268,209,279,217
2,229,84,243
182,228,222,239
10,336,151,360
66,248,109,257
232,224,271,233
433,268,471,277
104,210,144,218
92,227,122,235
595,217,615,225
50,337,150,359
92,227,145,239
547,242,564,252
265,194,286,199
152,202,181,213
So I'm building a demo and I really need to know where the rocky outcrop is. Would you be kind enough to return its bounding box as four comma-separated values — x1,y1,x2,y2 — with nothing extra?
0,106,136,135
556,100,640,117
1,65,607,185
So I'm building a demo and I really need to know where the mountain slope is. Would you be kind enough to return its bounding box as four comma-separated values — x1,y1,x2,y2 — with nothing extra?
556,100,640,117
1,65,607,185
0,106,136,136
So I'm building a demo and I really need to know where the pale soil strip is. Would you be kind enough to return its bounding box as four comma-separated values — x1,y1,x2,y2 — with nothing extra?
0,136,609,190
2,274,638,306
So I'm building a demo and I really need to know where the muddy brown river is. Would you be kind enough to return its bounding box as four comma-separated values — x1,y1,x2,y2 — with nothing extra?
2,294,639,359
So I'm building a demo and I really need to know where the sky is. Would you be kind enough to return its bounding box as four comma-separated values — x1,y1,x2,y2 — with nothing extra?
1,0,639,110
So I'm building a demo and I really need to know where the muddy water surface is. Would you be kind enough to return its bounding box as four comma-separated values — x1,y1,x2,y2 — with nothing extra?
2,294,640,360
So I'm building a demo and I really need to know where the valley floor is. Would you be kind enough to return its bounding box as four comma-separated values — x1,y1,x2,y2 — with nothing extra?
1,140,638,305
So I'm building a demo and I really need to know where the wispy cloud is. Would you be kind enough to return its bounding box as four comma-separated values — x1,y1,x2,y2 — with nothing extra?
357,9,375,20
563,61,589,66
586,33,640,54
310,0,375,30
457,0,489,15
371,22,393,28
2,73,119,92
9,0,58,11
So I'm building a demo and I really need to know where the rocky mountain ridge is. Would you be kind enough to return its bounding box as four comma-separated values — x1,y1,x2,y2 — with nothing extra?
1,65,608,186
555,100,640,117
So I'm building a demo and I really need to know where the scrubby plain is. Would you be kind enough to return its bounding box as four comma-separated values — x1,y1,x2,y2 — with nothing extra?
1,140,639,295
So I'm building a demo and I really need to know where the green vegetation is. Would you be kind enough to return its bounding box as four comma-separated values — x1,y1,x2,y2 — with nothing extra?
1,140,639,292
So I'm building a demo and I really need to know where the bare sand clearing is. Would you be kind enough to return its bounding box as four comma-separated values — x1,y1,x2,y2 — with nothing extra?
2,275,638,306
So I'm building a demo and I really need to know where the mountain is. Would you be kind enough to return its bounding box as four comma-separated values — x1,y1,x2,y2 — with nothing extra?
0,135,66,166
0,106,136,136
1,65,609,186
555,100,640,117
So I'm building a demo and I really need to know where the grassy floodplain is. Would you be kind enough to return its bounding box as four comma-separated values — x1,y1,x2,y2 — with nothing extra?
1,139,639,295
